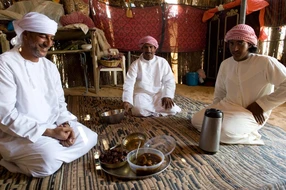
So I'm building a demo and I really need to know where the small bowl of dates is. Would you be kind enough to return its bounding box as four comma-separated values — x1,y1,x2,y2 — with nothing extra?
99,147,128,169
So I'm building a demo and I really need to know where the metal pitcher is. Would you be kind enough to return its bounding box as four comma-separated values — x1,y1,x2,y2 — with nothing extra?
199,108,223,153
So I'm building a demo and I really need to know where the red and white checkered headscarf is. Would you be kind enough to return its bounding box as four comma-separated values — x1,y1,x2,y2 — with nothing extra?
224,24,257,46
138,36,159,49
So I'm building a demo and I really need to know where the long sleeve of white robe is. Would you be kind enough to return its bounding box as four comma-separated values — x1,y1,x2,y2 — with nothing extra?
122,54,176,104
0,48,77,143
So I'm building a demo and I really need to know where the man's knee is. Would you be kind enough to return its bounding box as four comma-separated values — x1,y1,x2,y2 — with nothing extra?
131,106,151,117
22,151,63,178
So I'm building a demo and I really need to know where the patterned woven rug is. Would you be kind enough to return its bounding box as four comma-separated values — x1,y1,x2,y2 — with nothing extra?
0,95,286,190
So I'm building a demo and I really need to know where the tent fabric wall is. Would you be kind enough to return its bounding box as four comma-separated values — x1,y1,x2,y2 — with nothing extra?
90,0,207,52
264,0,286,27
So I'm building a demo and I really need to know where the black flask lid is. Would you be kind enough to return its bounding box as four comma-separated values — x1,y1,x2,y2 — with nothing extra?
204,108,223,118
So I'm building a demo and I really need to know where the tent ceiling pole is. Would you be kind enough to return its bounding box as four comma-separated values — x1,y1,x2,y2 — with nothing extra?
239,0,247,24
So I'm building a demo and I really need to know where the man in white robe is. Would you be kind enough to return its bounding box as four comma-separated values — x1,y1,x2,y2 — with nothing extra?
192,24,286,145
122,36,181,117
0,12,98,177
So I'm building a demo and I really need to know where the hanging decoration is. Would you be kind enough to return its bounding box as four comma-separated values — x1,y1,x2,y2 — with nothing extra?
125,0,133,18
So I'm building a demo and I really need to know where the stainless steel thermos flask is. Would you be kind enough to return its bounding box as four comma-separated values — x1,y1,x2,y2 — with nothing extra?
199,108,223,153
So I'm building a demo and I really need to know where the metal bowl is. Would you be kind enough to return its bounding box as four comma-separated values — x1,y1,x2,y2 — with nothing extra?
100,109,125,124
100,160,127,169
122,132,147,151
99,147,128,169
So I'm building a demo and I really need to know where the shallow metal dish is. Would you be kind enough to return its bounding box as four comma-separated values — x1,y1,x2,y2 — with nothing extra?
100,109,125,124
100,155,171,179
99,159,127,169
122,132,147,151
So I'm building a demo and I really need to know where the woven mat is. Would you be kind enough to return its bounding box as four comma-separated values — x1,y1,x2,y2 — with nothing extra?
1,95,286,190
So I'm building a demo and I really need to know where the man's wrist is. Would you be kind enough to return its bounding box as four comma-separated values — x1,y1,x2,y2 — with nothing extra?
62,121,70,127
43,128,53,137
61,121,70,127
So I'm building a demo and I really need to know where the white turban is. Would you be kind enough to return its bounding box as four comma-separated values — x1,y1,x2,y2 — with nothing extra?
11,12,58,46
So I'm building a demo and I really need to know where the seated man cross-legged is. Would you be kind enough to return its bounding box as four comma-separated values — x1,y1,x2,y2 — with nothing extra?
0,12,98,178
192,24,286,145
122,36,181,117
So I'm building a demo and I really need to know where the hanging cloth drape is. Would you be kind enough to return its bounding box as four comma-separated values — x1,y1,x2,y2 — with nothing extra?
90,0,207,52
202,0,269,41
264,0,286,27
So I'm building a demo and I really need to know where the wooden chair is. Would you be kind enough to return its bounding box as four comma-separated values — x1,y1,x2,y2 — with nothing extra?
91,45,125,93
91,30,126,93
97,48,126,86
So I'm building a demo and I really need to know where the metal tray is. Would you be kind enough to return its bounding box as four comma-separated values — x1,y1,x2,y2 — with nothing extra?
100,155,171,179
